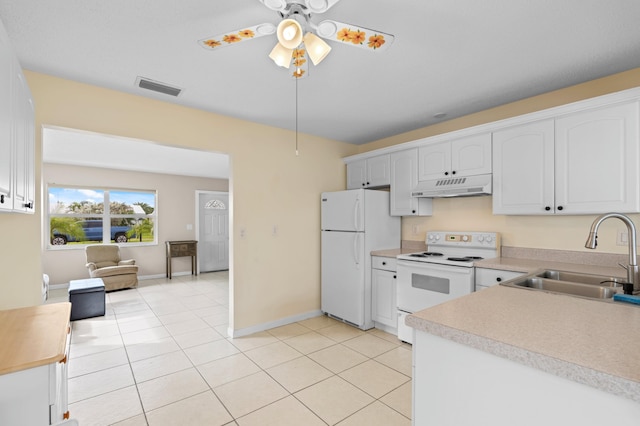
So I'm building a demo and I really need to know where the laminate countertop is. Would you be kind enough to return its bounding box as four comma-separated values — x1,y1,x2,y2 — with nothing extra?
406,284,640,402
0,303,71,375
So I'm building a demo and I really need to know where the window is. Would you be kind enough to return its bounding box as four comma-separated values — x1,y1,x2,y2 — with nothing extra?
48,186,156,247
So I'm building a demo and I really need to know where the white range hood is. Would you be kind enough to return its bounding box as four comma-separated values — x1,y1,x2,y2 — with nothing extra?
411,173,492,198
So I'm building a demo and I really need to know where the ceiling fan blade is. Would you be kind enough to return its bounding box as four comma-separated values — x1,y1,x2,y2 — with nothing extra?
198,23,276,51
314,20,394,52
304,0,342,14
257,0,288,12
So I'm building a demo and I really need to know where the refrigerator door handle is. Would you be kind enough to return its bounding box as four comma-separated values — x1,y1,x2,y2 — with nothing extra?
353,234,361,267
353,198,361,231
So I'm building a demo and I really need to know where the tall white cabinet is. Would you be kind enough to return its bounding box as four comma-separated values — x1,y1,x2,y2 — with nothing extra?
0,17,35,214
493,101,640,215
390,149,432,216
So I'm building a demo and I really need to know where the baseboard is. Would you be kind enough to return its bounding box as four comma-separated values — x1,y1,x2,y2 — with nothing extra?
227,309,324,338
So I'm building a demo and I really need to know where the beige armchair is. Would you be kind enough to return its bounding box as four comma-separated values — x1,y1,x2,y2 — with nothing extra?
85,245,138,291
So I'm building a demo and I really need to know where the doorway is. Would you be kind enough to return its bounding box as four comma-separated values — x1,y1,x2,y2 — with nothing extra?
197,191,230,272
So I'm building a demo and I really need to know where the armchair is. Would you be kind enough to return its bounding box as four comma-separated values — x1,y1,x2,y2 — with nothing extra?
85,245,138,291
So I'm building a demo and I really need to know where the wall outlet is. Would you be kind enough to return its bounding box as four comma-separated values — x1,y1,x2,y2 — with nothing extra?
616,230,640,246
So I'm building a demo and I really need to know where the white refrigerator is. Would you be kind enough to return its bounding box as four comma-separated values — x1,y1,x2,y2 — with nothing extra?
321,189,400,330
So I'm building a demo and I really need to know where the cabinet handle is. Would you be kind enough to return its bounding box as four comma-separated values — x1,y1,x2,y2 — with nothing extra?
557,206,564,211
24,201,33,209
0,194,4,204
444,172,449,176
452,171,456,175
382,261,386,265
366,182,370,185
393,275,397,279
63,411,70,420
412,210,416,214
545,206,551,211
362,183,365,187
496,277,502,282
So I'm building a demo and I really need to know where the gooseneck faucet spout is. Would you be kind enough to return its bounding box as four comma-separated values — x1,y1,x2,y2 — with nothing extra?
585,213,639,293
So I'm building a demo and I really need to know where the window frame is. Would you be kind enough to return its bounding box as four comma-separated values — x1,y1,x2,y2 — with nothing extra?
46,184,158,249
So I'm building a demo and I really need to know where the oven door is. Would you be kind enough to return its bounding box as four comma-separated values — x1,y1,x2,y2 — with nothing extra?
397,260,474,313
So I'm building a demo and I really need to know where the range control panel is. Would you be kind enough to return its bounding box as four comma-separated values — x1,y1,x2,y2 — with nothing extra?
426,231,500,249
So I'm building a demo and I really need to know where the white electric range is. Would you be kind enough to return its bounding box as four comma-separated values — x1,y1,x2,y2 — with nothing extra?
396,231,500,343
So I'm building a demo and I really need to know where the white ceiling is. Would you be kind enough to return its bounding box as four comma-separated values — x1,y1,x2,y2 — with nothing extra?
2,0,640,147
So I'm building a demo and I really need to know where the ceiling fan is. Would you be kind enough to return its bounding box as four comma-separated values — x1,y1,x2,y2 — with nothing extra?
198,0,394,78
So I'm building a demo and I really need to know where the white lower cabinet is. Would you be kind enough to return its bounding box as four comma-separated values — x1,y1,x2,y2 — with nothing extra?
371,256,397,333
475,268,526,291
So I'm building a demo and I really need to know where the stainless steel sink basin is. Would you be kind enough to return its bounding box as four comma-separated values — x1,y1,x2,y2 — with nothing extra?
535,270,625,287
504,276,617,299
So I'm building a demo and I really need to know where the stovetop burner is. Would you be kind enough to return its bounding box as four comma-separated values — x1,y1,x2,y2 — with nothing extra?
408,252,444,258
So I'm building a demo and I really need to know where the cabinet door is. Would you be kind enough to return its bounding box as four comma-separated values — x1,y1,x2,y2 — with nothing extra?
492,120,555,215
451,133,492,177
555,102,640,214
372,268,397,328
13,72,34,213
366,154,390,187
346,159,367,189
390,149,432,216
418,141,450,181
0,29,13,212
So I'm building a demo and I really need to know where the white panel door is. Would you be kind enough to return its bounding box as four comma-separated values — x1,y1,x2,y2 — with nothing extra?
451,133,492,177
492,120,555,215
418,141,450,181
555,102,640,214
199,192,229,272
321,231,365,326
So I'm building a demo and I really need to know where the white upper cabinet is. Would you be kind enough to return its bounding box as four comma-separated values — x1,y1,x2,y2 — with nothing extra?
390,149,432,216
0,24,14,212
493,101,640,215
0,20,34,214
346,154,390,189
493,120,555,215
418,133,491,181
554,102,639,214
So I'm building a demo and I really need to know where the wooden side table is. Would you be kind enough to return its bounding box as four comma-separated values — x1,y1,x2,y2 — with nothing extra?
165,240,198,279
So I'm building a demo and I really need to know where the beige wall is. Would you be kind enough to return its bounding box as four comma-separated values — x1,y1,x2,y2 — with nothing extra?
42,163,228,285
362,67,640,256
0,72,358,335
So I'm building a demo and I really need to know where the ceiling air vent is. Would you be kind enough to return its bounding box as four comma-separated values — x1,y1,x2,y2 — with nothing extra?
135,76,183,97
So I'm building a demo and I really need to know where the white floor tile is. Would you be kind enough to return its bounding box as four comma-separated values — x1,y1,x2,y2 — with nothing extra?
130,350,193,383
146,391,233,426
69,385,143,426
68,364,135,403
137,368,209,412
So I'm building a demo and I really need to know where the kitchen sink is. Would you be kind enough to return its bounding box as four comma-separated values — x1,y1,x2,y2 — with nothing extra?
504,277,617,299
534,270,624,287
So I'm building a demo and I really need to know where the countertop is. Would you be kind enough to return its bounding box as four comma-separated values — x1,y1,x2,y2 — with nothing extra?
0,303,71,375
406,285,640,402
474,256,627,278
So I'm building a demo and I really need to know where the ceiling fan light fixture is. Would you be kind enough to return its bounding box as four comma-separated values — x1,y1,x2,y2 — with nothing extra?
269,42,294,68
303,32,332,65
277,19,303,49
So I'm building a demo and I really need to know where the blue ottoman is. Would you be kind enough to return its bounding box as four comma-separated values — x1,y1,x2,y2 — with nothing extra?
68,278,105,321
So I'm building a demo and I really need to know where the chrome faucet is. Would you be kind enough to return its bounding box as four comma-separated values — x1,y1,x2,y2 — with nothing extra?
585,213,639,293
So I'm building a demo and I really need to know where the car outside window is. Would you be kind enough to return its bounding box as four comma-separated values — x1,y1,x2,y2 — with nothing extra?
48,186,156,248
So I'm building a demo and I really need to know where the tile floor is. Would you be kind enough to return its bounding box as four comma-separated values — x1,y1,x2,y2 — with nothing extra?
48,272,412,425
